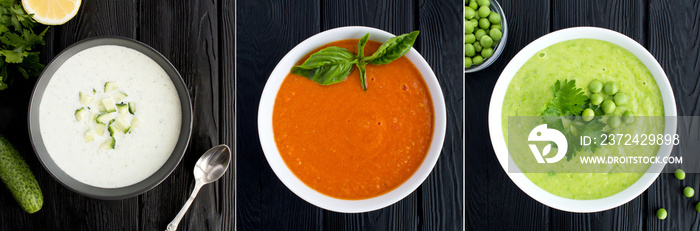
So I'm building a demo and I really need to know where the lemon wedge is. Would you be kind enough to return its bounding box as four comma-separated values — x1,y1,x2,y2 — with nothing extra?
21,0,81,25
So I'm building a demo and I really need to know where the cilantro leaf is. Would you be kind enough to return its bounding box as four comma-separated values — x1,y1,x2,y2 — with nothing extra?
0,0,47,90
546,80,588,117
542,79,607,161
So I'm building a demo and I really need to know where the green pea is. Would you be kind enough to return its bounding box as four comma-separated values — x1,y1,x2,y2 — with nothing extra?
602,100,616,114
604,82,619,95
465,57,472,68
465,22,474,34
491,24,502,31
477,0,490,7
696,202,700,213
657,208,667,220
473,55,484,65
465,7,476,20
473,42,483,52
589,80,603,93
675,169,686,180
614,93,629,106
582,108,595,122
479,18,491,29
470,19,479,28
480,35,493,48
465,43,476,57
590,94,603,105
475,29,486,40
488,12,501,24
622,110,634,124
469,1,478,10
481,48,493,58
478,6,491,18
684,187,695,198
608,116,621,129
465,34,476,44
489,29,502,41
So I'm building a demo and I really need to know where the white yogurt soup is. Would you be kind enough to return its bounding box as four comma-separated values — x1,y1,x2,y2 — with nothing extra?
39,45,182,188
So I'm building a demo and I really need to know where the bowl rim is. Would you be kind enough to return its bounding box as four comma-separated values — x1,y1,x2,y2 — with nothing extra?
487,27,677,212
27,36,193,200
257,26,447,213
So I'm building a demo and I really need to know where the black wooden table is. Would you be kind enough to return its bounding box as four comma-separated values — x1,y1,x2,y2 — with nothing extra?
0,1,235,230
466,0,700,230
236,0,463,230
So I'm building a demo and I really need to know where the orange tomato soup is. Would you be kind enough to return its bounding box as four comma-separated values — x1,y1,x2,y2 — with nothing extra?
273,40,434,199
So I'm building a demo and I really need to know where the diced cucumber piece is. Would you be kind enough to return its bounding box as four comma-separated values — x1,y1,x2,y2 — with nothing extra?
114,117,131,133
112,92,128,102
108,123,119,137
95,113,113,124
130,117,141,131
104,81,118,92
99,137,115,150
116,103,129,117
102,98,117,113
85,130,96,142
79,92,93,105
128,102,135,114
74,108,88,121
95,102,107,112
89,112,98,122
95,124,106,136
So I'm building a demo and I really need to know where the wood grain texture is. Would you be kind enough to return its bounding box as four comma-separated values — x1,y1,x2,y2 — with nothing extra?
219,0,236,230
551,0,646,45
0,1,140,230
235,0,324,230
416,0,464,230
464,0,551,230
138,0,220,230
646,1,700,230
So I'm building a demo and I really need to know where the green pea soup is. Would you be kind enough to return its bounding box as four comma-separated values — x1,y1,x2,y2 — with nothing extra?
501,39,664,200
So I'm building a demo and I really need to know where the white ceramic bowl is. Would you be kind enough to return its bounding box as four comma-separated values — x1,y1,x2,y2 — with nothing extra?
488,27,677,212
258,26,447,213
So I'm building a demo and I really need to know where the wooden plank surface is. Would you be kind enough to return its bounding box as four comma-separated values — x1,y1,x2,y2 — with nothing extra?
416,0,463,230
464,0,551,230
646,0,700,230
465,0,700,230
236,0,463,230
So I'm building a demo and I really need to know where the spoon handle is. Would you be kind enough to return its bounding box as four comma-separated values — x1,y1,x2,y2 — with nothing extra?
166,181,205,231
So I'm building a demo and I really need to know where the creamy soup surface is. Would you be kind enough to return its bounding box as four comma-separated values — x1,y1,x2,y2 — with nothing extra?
39,45,182,188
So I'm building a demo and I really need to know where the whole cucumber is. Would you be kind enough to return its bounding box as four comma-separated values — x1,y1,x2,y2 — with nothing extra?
0,136,43,213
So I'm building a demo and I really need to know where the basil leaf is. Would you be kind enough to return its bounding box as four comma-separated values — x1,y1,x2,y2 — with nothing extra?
290,47,356,85
358,62,367,91
364,31,419,65
357,33,369,59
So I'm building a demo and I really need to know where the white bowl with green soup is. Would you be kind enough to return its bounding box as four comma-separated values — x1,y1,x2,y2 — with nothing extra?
488,27,676,212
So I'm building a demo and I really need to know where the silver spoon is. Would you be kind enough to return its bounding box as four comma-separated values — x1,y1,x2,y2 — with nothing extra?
166,144,232,231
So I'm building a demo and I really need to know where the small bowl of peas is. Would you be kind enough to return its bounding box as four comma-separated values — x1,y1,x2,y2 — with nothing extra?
464,0,507,73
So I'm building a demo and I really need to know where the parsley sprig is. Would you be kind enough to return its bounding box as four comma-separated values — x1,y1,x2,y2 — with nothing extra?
0,0,48,90
542,80,607,160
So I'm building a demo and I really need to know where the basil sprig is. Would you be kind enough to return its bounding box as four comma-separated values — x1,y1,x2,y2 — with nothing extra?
290,31,419,91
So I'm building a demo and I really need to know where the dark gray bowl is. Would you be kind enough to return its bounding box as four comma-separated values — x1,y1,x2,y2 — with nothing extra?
27,36,193,200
